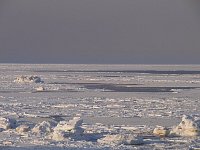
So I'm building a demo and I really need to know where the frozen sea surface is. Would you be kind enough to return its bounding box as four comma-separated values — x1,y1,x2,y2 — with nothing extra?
0,64,200,149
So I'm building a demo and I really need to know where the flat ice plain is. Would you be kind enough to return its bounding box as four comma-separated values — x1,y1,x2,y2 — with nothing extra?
0,64,200,150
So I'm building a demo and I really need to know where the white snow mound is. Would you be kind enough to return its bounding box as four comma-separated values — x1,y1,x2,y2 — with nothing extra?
14,76,42,83
170,115,200,137
98,134,144,145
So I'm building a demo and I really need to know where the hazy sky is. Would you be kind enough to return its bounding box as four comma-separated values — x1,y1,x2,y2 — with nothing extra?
0,0,200,64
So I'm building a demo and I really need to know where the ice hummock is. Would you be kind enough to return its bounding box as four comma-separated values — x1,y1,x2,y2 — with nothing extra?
0,117,16,130
153,126,170,137
14,76,43,83
16,125,30,133
51,117,84,141
32,121,55,134
35,86,45,91
153,115,200,137
170,115,200,137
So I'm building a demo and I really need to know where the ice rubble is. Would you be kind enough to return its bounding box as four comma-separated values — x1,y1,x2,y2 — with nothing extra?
54,117,83,132
51,130,68,141
52,117,84,141
16,125,30,133
170,115,200,137
35,86,45,91
0,116,84,141
32,121,54,134
0,114,199,148
153,126,170,137
14,76,43,83
98,134,144,145
153,115,200,137
0,117,16,130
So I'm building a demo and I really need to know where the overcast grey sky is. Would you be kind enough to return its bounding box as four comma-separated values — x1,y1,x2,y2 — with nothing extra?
0,0,200,64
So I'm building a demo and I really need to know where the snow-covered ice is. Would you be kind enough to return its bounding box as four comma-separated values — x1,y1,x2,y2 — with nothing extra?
16,124,30,133
170,115,200,137
32,121,55,134
35,86,45,91
98,134,144,145
153,126,170,137
53,117,83,132
14,75,43,83
0,117,16,130
0,64,200,149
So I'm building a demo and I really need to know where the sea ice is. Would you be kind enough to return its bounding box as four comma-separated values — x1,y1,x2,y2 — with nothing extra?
35,86,45,91
1,64,200,149
0,117,16,130
16,125,30,133
53,117,83,133
14,76,43,83
51,130,68,141
3,141,13,146
153,126,170,137
51,117,84,141
170,115,200,137
32,121,54,134
98,134,144,145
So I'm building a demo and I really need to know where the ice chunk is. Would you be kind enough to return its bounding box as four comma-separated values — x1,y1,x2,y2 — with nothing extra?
14,76,43,83
51,130,68,141
0,117,16,130
51,117,84,141
98,134,144,145
54,117,83,132
16,125,30,133
32,121,54,134
153,126,170,137
3,141,13,146
170,115,200,137
35,86,45,91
